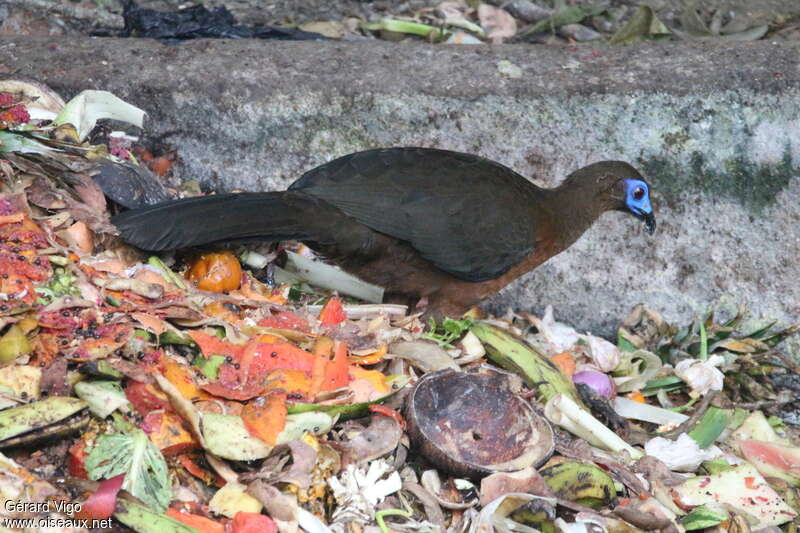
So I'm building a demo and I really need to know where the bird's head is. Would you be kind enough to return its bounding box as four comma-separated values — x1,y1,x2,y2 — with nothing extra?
619,175,655,234
572,161,656,235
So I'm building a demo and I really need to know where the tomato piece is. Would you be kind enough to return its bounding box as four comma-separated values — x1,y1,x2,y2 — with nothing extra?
68,440,89,479
319,297,346,326
245,342,317,378
257,311,309,332
186,251,242,292
187,330,242,360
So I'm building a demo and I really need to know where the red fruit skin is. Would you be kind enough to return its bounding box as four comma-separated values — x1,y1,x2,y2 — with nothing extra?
124,380,172,416
231,512,278,533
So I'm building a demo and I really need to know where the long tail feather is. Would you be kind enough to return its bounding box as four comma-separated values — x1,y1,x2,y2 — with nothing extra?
113,191,325,251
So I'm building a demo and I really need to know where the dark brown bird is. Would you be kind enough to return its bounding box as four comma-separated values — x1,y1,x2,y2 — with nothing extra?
112,148,655,317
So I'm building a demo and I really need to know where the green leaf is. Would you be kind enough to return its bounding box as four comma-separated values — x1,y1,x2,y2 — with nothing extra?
74,380,130,418
609,6,671,45
193,354,226,380
361,18,448,40
287,375,410,420
421,317,474,347
86,429,172,512
158,330,195,346
699,321,708,360
681,504,729,530
147,256,186,290
115,499,201,533
0,130,59,155
687,407,730,448
520,5,606,37
701,459,734,475
616,332,637,352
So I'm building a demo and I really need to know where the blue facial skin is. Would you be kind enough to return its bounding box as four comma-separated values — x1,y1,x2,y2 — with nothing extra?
623,179,656,234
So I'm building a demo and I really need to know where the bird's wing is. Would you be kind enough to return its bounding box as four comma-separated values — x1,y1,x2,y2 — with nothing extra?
289,148,538,281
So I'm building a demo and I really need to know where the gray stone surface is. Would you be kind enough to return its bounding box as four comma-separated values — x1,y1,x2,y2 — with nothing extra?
3,37,800,336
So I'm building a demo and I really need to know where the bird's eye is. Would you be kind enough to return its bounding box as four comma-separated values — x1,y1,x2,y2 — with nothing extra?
632,187,645,201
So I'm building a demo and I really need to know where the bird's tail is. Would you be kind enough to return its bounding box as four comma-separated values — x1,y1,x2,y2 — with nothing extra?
112,190,373,252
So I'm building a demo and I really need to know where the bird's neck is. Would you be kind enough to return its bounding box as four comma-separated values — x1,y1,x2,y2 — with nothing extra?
539,179,609,249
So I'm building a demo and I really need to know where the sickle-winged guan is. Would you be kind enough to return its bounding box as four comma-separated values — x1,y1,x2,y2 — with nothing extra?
112,147,655,317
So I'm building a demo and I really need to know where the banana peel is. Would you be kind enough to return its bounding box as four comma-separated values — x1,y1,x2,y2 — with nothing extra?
539,461,616,509
0,396,88,448
471,322,583,406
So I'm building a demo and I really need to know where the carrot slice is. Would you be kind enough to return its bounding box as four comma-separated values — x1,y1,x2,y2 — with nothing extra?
626,390,646,403
349,344,387,365
178,454,224,487
166,508,226,533
368,404,406,430
550,351,576,377
241,393,288,446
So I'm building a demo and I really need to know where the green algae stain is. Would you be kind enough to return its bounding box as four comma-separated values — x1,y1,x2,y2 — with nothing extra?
640,143,796,213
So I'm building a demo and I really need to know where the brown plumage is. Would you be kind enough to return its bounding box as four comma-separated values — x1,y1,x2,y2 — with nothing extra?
112,147,655,316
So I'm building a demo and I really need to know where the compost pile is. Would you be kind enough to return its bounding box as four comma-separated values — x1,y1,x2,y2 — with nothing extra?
1,84,800,533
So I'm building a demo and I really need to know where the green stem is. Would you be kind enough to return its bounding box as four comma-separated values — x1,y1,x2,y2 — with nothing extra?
699,322,708,361
147,256,187,290
375,509,412,533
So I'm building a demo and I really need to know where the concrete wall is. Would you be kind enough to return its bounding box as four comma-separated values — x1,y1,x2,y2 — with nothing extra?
3,37,800,335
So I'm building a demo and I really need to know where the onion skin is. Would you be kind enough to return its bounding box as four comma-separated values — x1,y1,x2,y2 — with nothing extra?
572,370,616,399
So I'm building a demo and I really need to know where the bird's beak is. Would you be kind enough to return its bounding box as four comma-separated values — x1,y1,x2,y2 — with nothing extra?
641,212,656,235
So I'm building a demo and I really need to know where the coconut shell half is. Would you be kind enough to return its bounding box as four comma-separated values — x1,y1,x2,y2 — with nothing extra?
405,366,554,479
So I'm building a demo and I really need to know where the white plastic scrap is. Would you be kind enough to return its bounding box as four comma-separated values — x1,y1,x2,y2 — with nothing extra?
327,460,402,519
528,306,580,353
471,493,557,533
674,355,725,397
644,433,723,472
527,307,620,371
555,516,607,533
